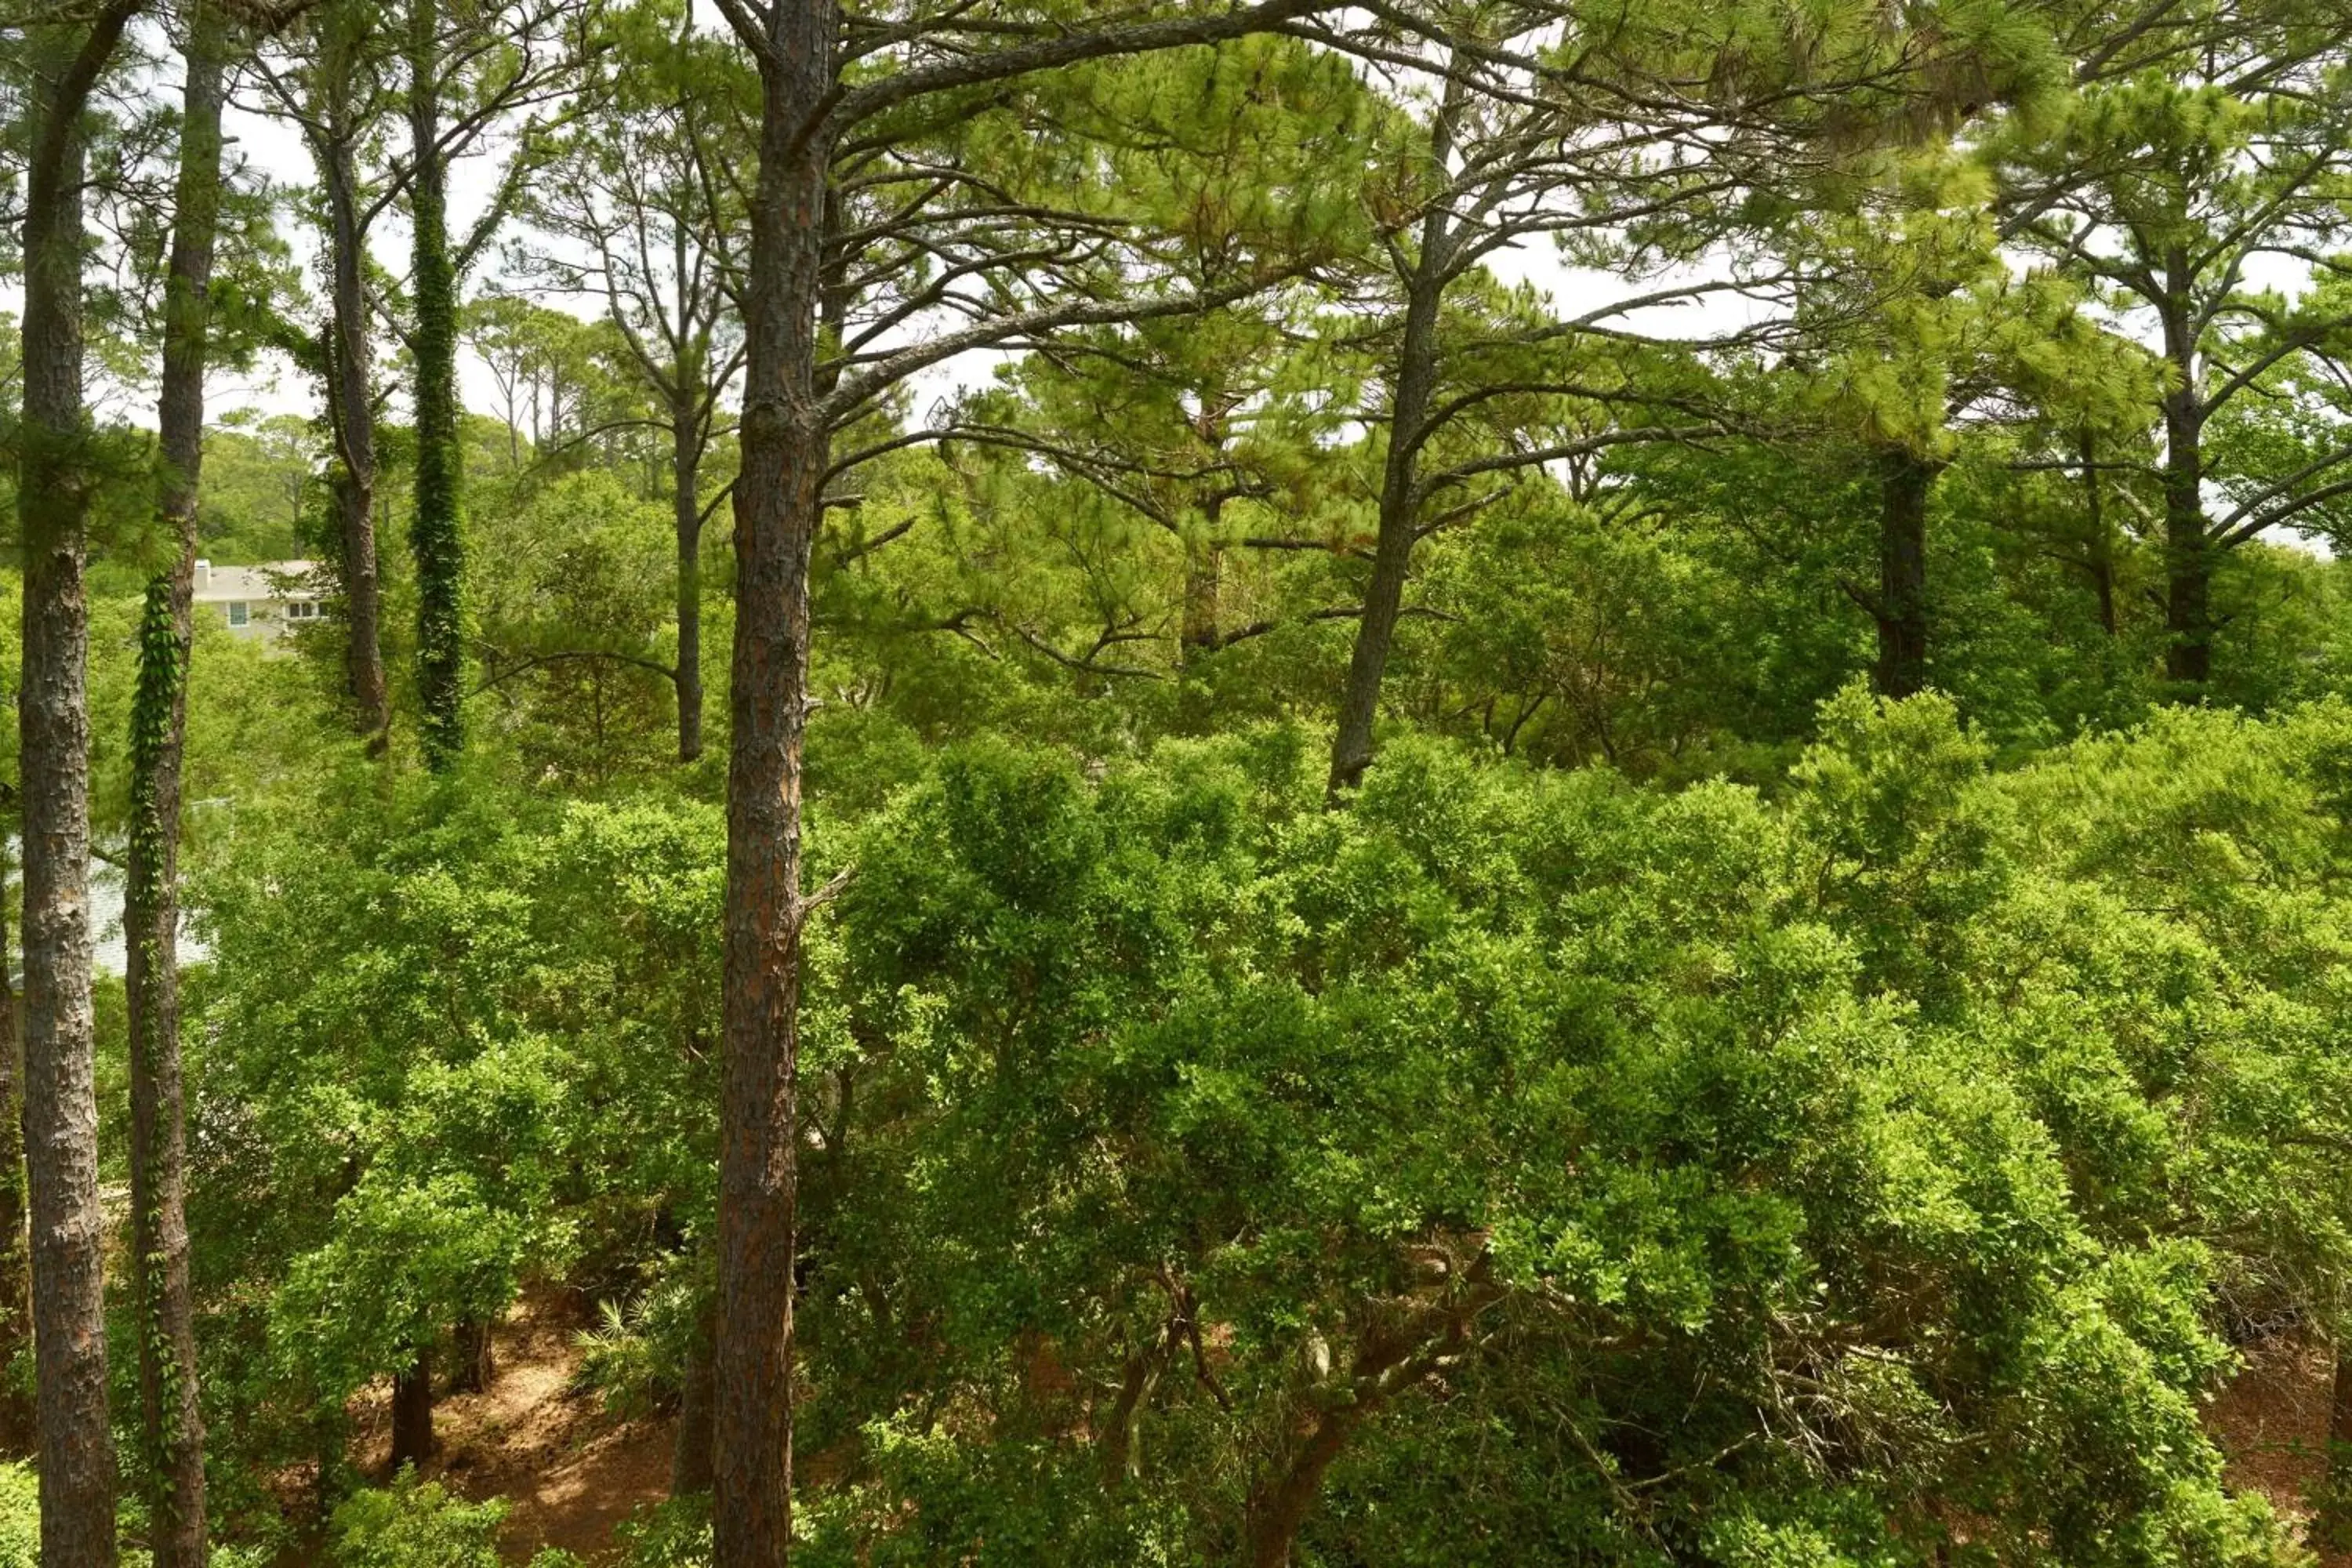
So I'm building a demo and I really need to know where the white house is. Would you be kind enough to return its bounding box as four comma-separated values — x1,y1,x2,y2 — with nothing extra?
192,560,325,644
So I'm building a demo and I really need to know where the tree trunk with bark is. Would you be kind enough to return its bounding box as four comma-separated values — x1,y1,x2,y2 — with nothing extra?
409,0,466,768
389,1347,434,1474
1874,447,1936,700
2082,429,2118,638
17,17,132,1563
125,10,224,1562
321,117,390,741
716,4,838,1561
673,389,706,764
670,1296,717,1496
448,1317,494,1395
1327,270,1443,796
1328,85,1459,797
2159,266,2212,690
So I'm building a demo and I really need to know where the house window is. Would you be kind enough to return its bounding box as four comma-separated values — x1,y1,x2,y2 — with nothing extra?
227,602,249,627
286,601,318,621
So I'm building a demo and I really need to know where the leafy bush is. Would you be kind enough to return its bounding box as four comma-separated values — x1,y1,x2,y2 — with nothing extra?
0,1463,34,1568
328,1473,506,1568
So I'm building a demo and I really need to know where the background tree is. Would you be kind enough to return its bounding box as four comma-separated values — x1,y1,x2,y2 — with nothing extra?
514,0,747,763
2010,24,2352,688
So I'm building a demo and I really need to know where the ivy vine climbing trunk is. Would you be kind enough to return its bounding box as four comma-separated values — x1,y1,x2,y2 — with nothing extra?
410,0,466,768
17,12,136,1564
123,9,224,1561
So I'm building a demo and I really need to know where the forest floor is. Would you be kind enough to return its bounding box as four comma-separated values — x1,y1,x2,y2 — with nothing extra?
2212,1333,2346,1565
333,1302,2345,1564
349,1290,675,1563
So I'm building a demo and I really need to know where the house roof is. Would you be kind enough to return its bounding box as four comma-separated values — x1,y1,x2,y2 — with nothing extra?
192,561,321,604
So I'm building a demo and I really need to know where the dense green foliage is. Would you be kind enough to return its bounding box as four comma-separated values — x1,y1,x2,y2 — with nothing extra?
24,0,2352,1563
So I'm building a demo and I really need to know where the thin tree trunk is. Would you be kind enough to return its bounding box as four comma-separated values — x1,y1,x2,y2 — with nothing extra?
0,835,32,1458
717,5,837,1560
409,0,466,768
389,1347,434,1474
1176,512,1221,732
125,10,223,1562
2160,265,2212,690
673,394,705,764
2333,1345,2352,1454
1328,270,1443,796
2082,428,2118,638
2329,1345,2352,1523
18,18,129,1563
1874,447,1935,699
1329,80,1460,797
447,1317,493,1395
321,116,390,741
670,1296,716,1496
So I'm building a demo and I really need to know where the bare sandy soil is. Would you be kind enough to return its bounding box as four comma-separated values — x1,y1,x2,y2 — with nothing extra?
348,1291,676,1564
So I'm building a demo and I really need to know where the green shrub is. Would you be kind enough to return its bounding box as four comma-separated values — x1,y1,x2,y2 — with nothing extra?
0,1463,35,1568
328,1472,507,1568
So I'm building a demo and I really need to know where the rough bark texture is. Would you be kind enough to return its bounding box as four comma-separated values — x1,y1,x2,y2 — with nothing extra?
673,394,705,764
2159,260,2212,690
389,1348,434,1474
409,0,466,768
717,4,837,1561
1873,448,1936,700
18,17,131,1563
321,111,390,740
125,10,224,1562
0,839,32,1459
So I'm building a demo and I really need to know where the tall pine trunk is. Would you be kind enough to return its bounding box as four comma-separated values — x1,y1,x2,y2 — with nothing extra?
321,120,390,740
2159,260,2212,690
717,4,837,1559
673,390,705,764
409,0,465,768
125,10,224,1562
18,17,130,1564
1873,448,1936,699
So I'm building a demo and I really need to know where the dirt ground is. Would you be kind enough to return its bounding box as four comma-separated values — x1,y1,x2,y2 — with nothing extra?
330,1304,2352,1564
2207,1333,2347,1565
350,1291,676,1563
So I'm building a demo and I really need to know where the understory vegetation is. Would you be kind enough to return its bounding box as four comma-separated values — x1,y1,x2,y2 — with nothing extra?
19,0,2352,1564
